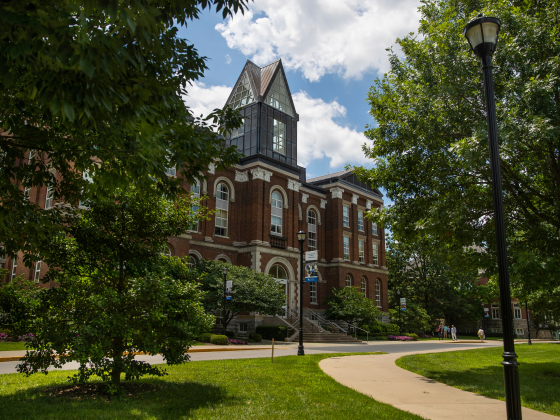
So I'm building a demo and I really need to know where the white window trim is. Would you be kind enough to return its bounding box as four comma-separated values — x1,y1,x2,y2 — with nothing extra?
34,260,42,282
271,190,283,236
375,280,381,308
358,240,364,263
358,210,364,231
11,257,18,281
361,278,366,297
214,183,229,237
345,274,352,287
342,205,349,227
343,236,350,261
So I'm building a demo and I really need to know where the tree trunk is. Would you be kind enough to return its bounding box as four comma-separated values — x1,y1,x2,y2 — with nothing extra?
111,336,124,386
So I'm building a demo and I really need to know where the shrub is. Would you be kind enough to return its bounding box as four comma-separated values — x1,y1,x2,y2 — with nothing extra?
256,325,291,341
249,333,262,342
198,333,214,343
210,335,228,345
408,333,419,341
224,331,235,339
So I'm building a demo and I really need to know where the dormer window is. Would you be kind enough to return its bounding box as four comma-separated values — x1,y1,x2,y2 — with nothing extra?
230,72,255,109
265,72,293,116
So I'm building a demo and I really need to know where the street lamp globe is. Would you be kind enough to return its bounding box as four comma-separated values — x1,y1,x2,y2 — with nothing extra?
464,14,501,58
223,266,228,275
297,230,306,243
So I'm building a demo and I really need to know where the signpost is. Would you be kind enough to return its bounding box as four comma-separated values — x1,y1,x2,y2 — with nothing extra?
226,280,232,301
304,251,318,283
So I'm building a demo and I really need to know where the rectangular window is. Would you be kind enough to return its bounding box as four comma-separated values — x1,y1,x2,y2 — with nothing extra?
343,236,350,260
514,305,522,319
189,180,200,232
11,257,18,281
358,240,364,263
239,323,248,332
310,282,317,304
45,186,54,209
492,304,500,319
308,211,317,251
343,205,349,227
165,166,176,177
372,223,378,235
273,119,286,154
515,328,524,337
372,243,379,266
214,209,228,236
28,149,35,164
34,260,42,282
79,170,93,209
24,187,31,201
358,211,364,231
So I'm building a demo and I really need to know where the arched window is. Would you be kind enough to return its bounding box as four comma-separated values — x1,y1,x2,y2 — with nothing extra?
375,279,381,308
269,263,288,314
215,183,229,236
162,246,172,257
190,179,200,231
361,277,367,297
345,274,352,287
271,191,283,235
187,254,199,268
307,210,317,251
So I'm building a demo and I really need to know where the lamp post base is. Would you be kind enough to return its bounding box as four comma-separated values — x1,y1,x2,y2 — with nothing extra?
297,345,305,356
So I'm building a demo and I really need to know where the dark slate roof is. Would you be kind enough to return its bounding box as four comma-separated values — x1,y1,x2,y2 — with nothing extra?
307,169,383,199
306,169,354,183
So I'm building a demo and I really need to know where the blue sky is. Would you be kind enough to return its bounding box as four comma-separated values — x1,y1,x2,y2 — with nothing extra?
180,0,422,192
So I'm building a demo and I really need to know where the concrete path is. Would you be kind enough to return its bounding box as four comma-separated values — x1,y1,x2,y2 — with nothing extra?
320,349,556,420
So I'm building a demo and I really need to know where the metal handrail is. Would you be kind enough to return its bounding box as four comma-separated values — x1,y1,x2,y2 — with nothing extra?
347,323,370,341
305,308,347,334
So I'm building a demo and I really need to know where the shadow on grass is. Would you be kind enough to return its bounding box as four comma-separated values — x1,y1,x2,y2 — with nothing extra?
0,378,232,419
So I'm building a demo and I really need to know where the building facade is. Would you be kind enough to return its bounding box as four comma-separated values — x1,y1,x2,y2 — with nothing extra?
3,59,389,334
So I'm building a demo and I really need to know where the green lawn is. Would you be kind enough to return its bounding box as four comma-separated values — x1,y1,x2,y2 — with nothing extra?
396,343,560,417
0,342,28,351
0,352,422,419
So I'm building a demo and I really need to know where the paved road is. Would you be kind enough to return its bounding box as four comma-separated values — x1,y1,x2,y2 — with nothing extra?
0,340,502,375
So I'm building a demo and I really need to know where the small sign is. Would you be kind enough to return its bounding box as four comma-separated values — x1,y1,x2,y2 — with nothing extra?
484,307,489,318
226,280,232,301
304,262,318,283
305,250,318,262
400,297,406,311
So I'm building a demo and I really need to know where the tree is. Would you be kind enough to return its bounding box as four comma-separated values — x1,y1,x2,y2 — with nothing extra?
0,0,249,258
324,287,381,328
386,234,491,328
15,187,213,391
354,0,560,309
389,303,432,334
193,260,286,330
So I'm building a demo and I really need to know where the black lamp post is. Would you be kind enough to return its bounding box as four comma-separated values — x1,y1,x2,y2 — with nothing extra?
397,288,402,335
464,14,522,419
525,301,532,345
297,230,306,356
223,266,228,336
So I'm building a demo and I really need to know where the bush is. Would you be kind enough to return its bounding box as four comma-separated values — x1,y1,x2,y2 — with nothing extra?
210,335,228,345
249,333,262,342
408,333,419,341
224,331,235,339
198,333,214,343
256,325,291,341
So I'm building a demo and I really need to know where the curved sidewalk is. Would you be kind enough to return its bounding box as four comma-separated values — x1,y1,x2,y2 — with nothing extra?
320,348,556,420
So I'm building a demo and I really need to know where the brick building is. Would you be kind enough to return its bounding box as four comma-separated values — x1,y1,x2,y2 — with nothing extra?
3,59,389,334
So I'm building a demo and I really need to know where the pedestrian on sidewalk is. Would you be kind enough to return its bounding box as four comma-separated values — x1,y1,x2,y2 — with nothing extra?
443,325,448,339
437,326,443,340
451,325,457,341
478,327,484,342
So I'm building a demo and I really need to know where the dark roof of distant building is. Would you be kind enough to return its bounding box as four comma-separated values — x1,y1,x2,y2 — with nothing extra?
306,169,354,183
306,169,383,199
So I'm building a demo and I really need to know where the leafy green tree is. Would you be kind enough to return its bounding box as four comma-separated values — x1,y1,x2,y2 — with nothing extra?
16,187,213,391
325,287,381,328
0,0,248,258
354,0,560,310
389,303,432,334
387,234,490,328
0,270,41,336
193,260,286,330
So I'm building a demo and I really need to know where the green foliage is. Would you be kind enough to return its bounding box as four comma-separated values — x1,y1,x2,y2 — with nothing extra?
15,187,214,390
0,0,249,258
249,333,262,342
210,335,228,345
224,331,235,339
407,333,419,341
198,333,214,343
0,270,41,336
193,260,286,329
354,0,560,316
389,303,432,334
256,325,291,341
324,287,381,327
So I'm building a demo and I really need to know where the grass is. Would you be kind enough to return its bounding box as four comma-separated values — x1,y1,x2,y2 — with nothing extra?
0,352,422,419
396,343,560,417
0,342,29,351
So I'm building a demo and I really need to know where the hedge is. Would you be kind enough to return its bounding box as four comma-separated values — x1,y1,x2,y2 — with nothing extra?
210,335,228,345
256,325,292,341
249,333,262,342
198,333,214,343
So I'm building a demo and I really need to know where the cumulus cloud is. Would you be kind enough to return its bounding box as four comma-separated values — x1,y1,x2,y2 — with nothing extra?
183,81,231,117
225,54,232,64
184,83,370,168
292,91,369,168
215,0,420,81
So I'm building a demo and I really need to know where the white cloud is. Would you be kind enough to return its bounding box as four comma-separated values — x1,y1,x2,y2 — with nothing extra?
225,54,232,64
292,91,369,168
215,0,420,81
184,83,370,168
183,81,231,117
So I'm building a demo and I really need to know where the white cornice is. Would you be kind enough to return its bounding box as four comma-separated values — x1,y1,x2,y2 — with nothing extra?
321,182,383,204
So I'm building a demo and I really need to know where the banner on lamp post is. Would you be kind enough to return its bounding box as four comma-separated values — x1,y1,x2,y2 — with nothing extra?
304,251,318,283
400,298,406,311
226,280,232,301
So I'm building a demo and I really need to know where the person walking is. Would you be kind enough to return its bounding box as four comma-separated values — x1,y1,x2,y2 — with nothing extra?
443,325,448,339
437,325,443,340
477,327,484,342
451,325,457,341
